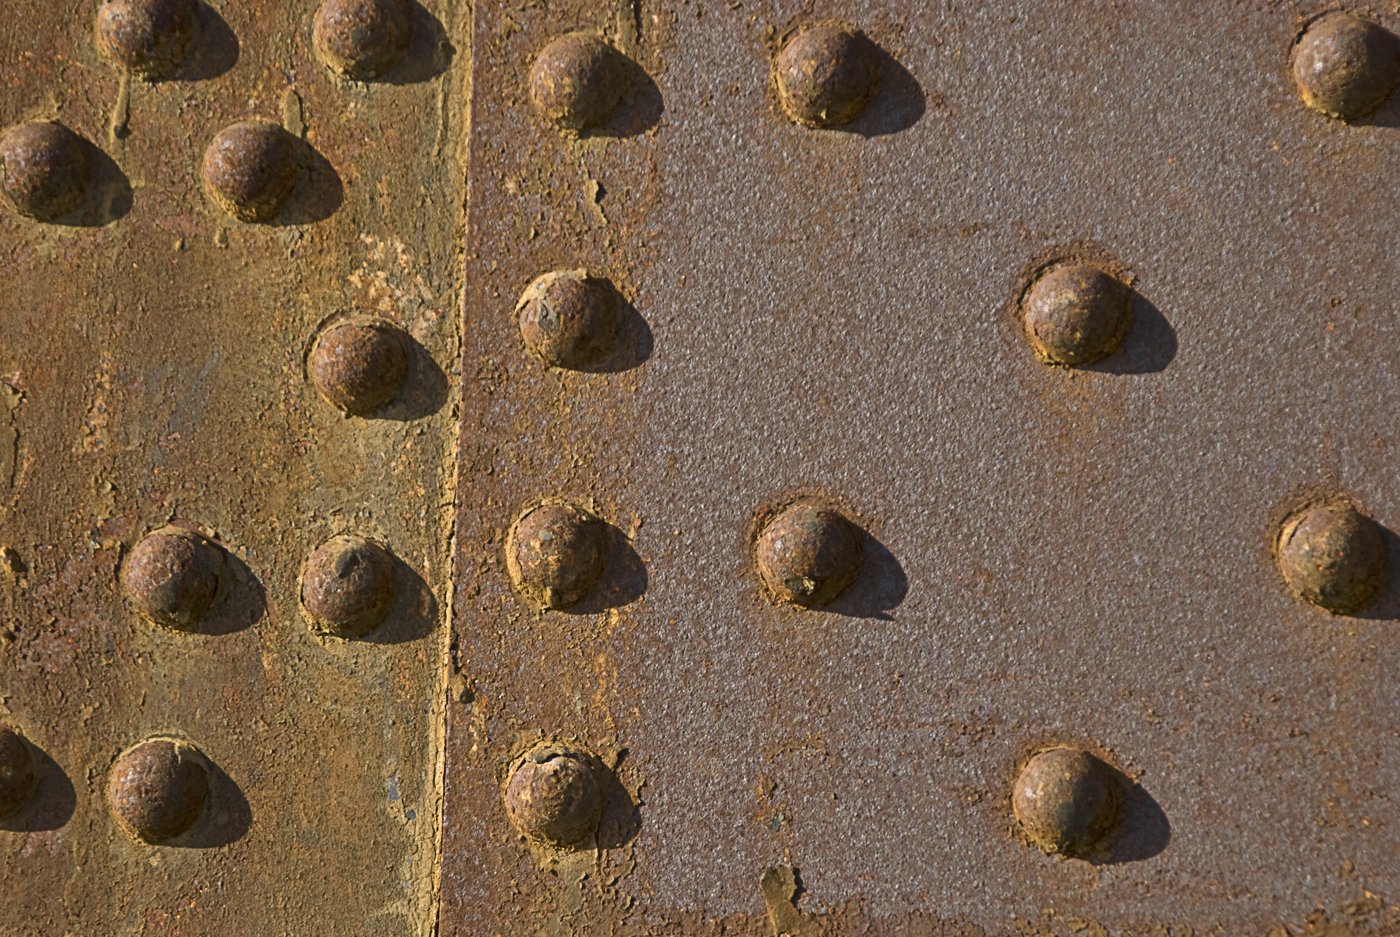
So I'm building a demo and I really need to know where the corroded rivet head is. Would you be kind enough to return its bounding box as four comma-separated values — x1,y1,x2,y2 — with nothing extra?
121,526,226,632
1294,13,1400,121
754,503,861,608
301,535,397,637
202,121,299,223
96,0,200,80
504,743,603,845
0,122,91,221
774,22,880,128
313,0,414,80
1276,499,1388,614
0,725,36,819
1013,748,1121,856
310,320,409,414
507,503,607,610
1023,264,1133,367
529,34,626,132
516,270,622,370
107,738,209,844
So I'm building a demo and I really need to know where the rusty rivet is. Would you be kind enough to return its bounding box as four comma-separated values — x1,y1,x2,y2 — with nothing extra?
95,0,200,80
0,725,36,819
504,743,603,845
1022,264,1133,367
754,503,861,608
309,319,409,415
313,0,414,80
774,22,880,128
301,535,397,637
0,122,91,221
506,502,606,610
202,121,299,223
529,34,626,132
1294,13,1400,122
121,526,226,632
516,270,622,370
1013,748,1121,857
1276,499,1388,615
107,738,209,844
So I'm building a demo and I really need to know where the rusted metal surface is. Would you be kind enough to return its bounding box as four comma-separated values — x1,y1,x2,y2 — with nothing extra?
0,0,465,934
446,1,1400,934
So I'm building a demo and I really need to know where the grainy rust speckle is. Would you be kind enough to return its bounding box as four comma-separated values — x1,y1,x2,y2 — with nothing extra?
95,0,200,80
1294,12,1400,122
0,121,91,221
106,738,210,844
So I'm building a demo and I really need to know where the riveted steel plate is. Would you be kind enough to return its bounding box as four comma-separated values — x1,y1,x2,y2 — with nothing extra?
0,1,465,934
445,1,1400,935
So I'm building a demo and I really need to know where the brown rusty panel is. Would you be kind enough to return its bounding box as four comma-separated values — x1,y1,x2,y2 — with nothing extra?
446,0,1400,934
0,1,465,934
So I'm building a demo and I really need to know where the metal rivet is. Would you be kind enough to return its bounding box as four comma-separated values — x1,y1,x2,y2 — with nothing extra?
121,526,226,632
1294,13,1400,122
516,270,622,370
313,0,414,80
1022,264,1133,367
506,502,606,610
301,535,397,637
774,22,880,128
1013,748,1121,856
504,743,603,845
201,121,299,223
0,725,36,819
309,319,409,415
106,738,209,844
0,122,91,221
529,34,626,132
95,0,200,80
1276,497,1388,615
754,503,861,608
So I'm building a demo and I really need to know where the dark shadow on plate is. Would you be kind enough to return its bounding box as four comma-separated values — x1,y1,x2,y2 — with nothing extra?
379,2,455,85
1097,767,1170,864
1353,522,1400,621
370,330,450,421
169,3,240,83
838,41,925,138
822,526,908,620
594,750,641,850
272,139,343,226
1086,292,1177,375
360,552,439,644
588,52,664,139
48,140,132,228
0,742,76,833
562,522,647,615
167,758,251,848
575,279,653,374
199,545,266,636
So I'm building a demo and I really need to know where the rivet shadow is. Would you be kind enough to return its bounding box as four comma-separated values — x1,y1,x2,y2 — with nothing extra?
563,522,647,615
46,140,131,228
272,140,343,226
1098,766,1171,864
360,553,439,644
1353,522,1399,622
1087,291,1177,375
171,3,240,83
823,525,907,620
588,52,664,140
838,40,926,138
199,545,266,637
167,758,251,848
370,330,450,421
576,278,653,375
0,742,75,833
594,750,642,850
380,2,455,85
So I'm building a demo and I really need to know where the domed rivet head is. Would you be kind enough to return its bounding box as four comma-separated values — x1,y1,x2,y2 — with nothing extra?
507,502,607,610
301,535,397,637
309,319,409,414
504,743,603,845
516,270,622,370
202,121,299,223
1276,498,1388,615
0,725,36,819
1022,264,1133,367
96,0,200,80
121,526,226,632
1013,748,1121,856
774,22,880,128
754,503,862,608
0,122,91,221
1294,13,1400,121
529,34,626,132
106,738,210,844
313,0,414,80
